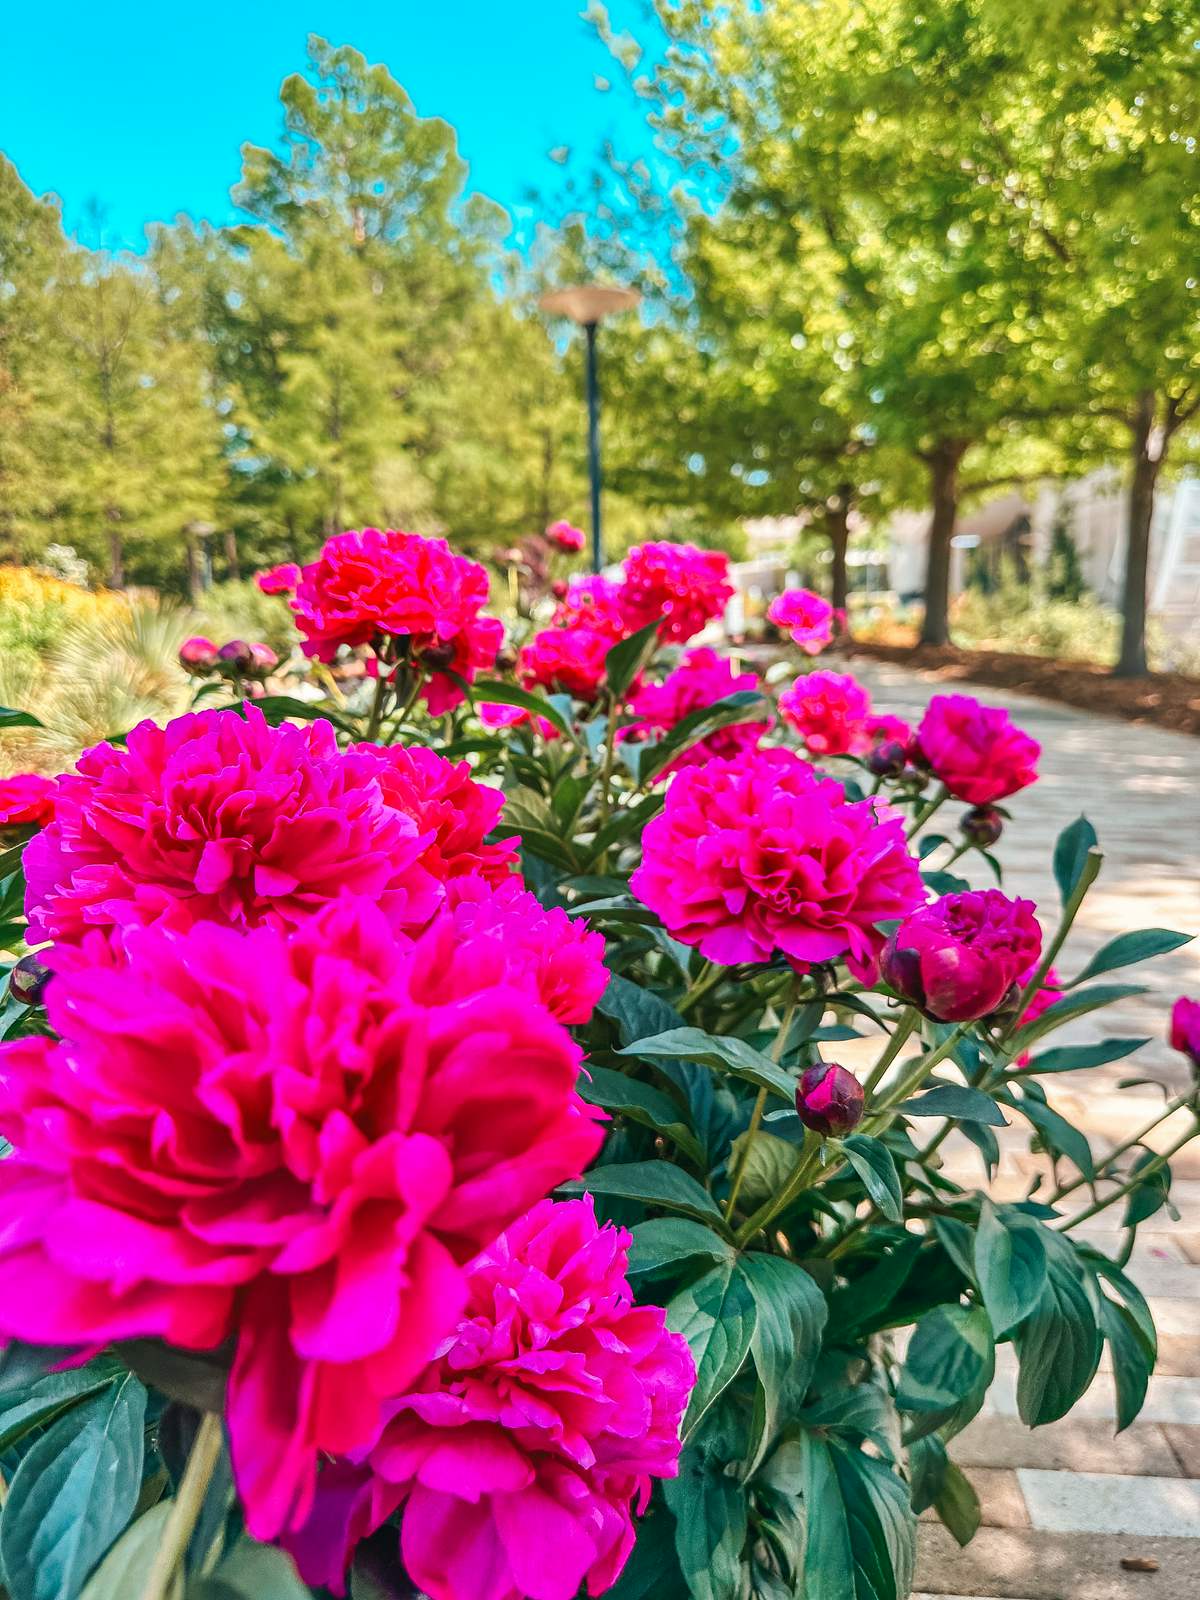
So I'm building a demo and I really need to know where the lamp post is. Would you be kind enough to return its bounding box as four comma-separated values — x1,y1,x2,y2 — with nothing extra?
539,283,641,574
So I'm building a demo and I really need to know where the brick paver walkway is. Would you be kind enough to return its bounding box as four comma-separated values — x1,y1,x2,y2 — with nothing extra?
851,660,1200,1599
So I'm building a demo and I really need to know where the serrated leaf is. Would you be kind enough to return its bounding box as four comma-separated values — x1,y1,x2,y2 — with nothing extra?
841,1133,903,1222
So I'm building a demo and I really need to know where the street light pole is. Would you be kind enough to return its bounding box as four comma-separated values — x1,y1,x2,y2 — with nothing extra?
539,282,641,576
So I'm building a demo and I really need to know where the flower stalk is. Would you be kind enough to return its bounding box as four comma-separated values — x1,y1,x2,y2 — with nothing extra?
138,1411,224,1600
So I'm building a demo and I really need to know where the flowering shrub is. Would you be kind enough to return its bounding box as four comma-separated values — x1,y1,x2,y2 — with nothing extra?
767,586,835,654
0,526,1194,1600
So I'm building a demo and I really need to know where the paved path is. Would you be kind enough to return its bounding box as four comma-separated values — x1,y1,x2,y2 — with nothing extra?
850,661,1200,1599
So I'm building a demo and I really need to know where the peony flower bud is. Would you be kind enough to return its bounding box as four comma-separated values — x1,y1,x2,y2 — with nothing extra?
546,520,586,553
795,1062,865,1137
1170,996,1200,1072
867,738,909,780
882,889,1042,1022
551,579,569,600
419,640,457,672
217,639,255,674
9,952,51,1007
961,805,1003,848
179,636,219,676
247,643,278,678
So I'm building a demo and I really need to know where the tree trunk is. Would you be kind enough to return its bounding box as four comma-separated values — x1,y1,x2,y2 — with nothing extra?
827,487,852,632
223,529,240,583
185,530,203,604
106,510,124,589
919,442,968,647
1115,391,1160,678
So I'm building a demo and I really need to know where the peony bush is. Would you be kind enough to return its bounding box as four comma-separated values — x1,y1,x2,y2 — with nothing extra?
0,550,1195,1600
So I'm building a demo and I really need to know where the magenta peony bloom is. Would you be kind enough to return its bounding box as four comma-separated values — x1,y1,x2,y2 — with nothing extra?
256,563,302,595
0,772,57,829
767,588,835,655
867,714,913,750
284,1198,694,1600
23,708,516,947
291,529,503,714
1170,996,1200,1070
518,625,612,703
546,519,586,553
630,748,924,977
444,876,608,1025
618,541,734,643
0,899,604,1540
550,574,630,645
796,1062,865,1136
914,694,1040,806
622,648,770,775
778,670,873,757
882,890,1043,1022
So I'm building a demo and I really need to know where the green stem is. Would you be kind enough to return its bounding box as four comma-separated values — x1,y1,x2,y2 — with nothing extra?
906,785,948,841
1000,847,1103,1047
724,994,799,1223
364,670,390,743
595,700,621,870
1059,1117,1199,1232
138,1411,224,1600
863,1008,920,1095
734,1129,822,1248
1049,1090,1197,1205
677,960,723,1017
861,1022,974,1130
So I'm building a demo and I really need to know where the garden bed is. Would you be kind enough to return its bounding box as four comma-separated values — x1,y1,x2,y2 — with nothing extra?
846,639,1200,737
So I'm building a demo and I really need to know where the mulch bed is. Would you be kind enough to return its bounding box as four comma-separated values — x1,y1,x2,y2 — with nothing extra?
845,640,1200,738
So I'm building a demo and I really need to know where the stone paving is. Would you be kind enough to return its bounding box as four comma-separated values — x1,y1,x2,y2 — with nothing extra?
851,662,1200,1599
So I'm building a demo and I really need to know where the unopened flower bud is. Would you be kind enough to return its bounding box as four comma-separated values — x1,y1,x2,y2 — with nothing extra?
867,739,909,780
9,952,51,1007
795,1062,865,1137
217,639,255,674
961,805,1003,848
247,642,278,678
551,579,569,600
419,641,457,672
179,636,219,676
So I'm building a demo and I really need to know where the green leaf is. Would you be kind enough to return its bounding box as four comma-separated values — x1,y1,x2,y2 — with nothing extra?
668,1260,757,1433
800,1437,916,1600
727,1129,799,1206
1076,1247,1157,1360
974,1200,1048,1336
0,1341,66,1400
1019,1037,1150,1074
0,1366,118,1452
196,1536,313,1598
249,694,359,737
1053,815,1098,905
578,1066,703,1162
80,1503,174,1599
800,1383,903,1464
900,1084,1007,1126
558,1161,725,1225
664,1446,747,1600
1012,1093,1095,1180
471,680,575,740
1014,1231,1103,1425
739,1254,827,1459
1122,1149,1172,1227
1007,983,1147,1054
0,706,44,730
638,690,767,783
619,1027,796,1102
841,1134,903,1222
603,1510,688,1600
597,973,682,1045
933,1216,978,1285
828,1237,922,1337
626,1218,734,1281
1099,1297,1152,1433
1069,928,1192,987
934,1456,982,1547
604,620,662,702
897,1304,995,1418
1,1371,146,1600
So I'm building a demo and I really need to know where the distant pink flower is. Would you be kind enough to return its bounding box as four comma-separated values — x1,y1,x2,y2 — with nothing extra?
768,588,835,654
1170,996,1200,1070
478,702,558,740
866,714,912,749
915,694,1040,806
551,575,629,645
179,636,219,676
256,563,301,596
291,529,502,714
882,891,1043,1022
0,900,604,1541
778,670,873,756
622,648,770,775
518,625,612,703
618,541,734,643
0,773,57,830
284,1198,694,1600
546,520,586,553
23,709,515,947
630,747,924,977
444,876,608,1025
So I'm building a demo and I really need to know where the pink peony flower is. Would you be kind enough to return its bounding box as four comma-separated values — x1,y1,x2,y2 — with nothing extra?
518,625,612,703
256,563,302,596
0,899,604,1540
1170,996,1200,1070
284,1198,694,1600
478,702,558,741
778,670,873,757
882,890,1043,1022
767,588,835,655
867,714,913,749
630,747,924,977
546,520,586,553
550,575,630,645
444,877,608,1025
618,541,734,643
914,694,1040,806
23,708,516,947
291,529,503,714
622,648,770,775
0,772,57,830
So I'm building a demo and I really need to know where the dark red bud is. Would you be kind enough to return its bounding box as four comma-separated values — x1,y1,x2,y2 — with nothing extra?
9,952,51,1007
419,641,457,672
217,639,255,673
795,1063,865,1137
961,805,1003,848
551,579,569,600
881,938,926,1009
867,739,909,779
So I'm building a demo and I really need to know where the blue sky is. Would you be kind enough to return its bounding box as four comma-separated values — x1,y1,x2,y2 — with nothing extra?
2,1,660,250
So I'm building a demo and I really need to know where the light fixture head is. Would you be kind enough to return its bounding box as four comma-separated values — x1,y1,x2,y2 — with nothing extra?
538,283,642,325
